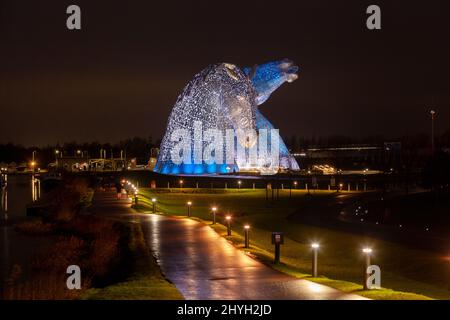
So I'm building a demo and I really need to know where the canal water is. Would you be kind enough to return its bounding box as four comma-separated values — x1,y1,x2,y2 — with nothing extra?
0,174,51,288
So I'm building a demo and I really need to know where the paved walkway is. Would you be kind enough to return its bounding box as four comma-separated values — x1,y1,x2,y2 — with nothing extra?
92,190,366,300
140,215,366,300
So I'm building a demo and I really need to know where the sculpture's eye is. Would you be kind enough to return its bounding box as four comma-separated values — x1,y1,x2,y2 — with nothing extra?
224,63,239,80
224,63,235,70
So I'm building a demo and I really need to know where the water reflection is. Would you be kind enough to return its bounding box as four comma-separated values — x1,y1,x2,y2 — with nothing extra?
1,174,41,222
31,176,41,202
0,174,49,288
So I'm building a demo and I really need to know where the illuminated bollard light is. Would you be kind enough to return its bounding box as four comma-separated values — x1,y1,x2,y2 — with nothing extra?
311,243,320,277
152,198,157,213
362,247,373,290
134,190,139,205
187,201,192,217
272,232,284,264
226,215,232,236
211,206,217,224
244,225,250,248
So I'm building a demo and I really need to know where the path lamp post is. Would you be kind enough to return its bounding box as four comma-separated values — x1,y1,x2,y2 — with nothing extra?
225,215,232,236
187,201,192,217
211,206,217,224
311,243,320,277
54,149,61,166
134,190,138,205
362,248,373,290
272,232,284,264
238,180,241,190
152,198,157,213
293,181,298,189
244,225,250,248
179,179,184,189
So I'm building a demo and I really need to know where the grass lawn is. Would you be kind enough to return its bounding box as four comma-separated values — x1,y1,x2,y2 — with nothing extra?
83,222,183,300
135,188,450,300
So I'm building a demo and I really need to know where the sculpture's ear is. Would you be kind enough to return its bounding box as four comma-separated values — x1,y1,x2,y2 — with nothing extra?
243,65,258,81
246,59,299,106
248,64,258,81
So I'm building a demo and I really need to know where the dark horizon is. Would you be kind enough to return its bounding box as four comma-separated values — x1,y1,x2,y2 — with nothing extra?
1,0,450,146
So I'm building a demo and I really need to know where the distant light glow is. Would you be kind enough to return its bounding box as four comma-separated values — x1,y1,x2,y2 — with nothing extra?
311,243,320,249
362,248,372,254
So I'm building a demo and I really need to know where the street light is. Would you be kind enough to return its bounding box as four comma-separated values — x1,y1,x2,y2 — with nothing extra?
179,179,184,189
238,180,241,190
30,161,36,175
187,201,192,217
293,181,298,189
211,206,217,224
362,247,373,290
311,243,320,277
225,215,232,236
152,198,157,213
430,110,436,153
244,225,250,248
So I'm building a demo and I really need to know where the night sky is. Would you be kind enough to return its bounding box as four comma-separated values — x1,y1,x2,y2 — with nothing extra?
1,0,449,146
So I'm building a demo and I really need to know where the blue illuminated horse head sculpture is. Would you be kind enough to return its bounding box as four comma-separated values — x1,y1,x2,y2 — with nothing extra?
154,59,300,175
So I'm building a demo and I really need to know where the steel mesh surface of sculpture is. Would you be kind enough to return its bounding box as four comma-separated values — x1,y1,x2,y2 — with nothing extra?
154,59,300,175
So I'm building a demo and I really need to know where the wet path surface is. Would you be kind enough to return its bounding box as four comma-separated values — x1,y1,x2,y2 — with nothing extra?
92,190,365,300
139,214,365,300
